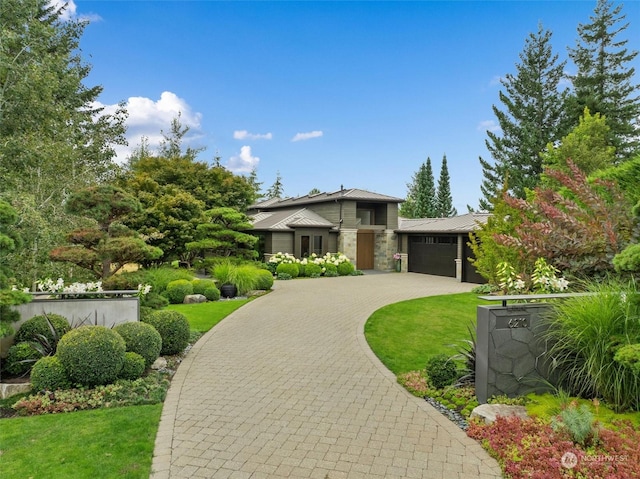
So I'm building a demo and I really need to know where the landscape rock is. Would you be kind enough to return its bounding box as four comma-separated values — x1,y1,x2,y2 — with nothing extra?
151,357,168,370
184,294,207,304
470,403,529,424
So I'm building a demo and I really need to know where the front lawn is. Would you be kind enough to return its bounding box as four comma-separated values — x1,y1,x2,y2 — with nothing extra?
168,298,250,332
364,292,490,374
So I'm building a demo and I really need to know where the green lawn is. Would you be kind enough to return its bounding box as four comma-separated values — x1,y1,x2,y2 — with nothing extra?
0,404,162,479
364,292,491,374
168,298,250,332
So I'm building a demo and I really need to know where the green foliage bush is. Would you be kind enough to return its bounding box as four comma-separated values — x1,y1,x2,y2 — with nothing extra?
101,270,145,291
277,273,292,280
139,266,194,294
551,403,596,446
254,269,274,290
30,356,71,391
276,263,299,279
118,352,146,380
203,285,221,301
191,279,217,295
113,321,162,368
337,261,355,276
323,263,338,276
614,343,640,375
303,263,322,278
56,326,126,387
14,314,70,344
425,354,458,389
141,291,169,309
234,265,259,295
5,341,40,376
143,310,190,355
165,279,194,304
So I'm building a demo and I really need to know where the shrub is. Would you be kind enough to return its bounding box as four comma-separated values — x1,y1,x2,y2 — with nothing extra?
337,261,355,276
277,273,292,280
5,342,40,376
191,279,217,295
143,310,190,356
203,285,221,301
426,354,458,389
304,263,322,278
254,269,274,290
613,343,640,375
544,279,640,411
235,265,259,295
118,352,146,380
165,279,194,304
30,356,71,391
141,291,169,309
276,263,299,278
14,314,70,344
139,266,194,294
323,263,338,276
213,262,237,286
101,270,145,291
113,321,162,368
56,326,126,387
551,402,596,446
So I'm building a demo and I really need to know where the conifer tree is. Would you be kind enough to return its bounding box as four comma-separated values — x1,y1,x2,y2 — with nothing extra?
266,172,284,199
400,158,437,218
479,25,568,210
436,155,457,217
567,0,640,160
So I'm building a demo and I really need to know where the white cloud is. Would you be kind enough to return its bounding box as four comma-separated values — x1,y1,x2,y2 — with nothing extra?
48,0,101,22
291,130,323,142
95,91,203,163
233,130,273,140
477,120,500,133
227,146,260,174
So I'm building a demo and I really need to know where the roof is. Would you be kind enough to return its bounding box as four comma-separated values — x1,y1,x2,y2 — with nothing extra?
249,188,404,210
396,213,491,233
250,208,337,231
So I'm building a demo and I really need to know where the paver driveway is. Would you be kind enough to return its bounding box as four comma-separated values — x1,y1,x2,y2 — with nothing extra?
151,273,502,479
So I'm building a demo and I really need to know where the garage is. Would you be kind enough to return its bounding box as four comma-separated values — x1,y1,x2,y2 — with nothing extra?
408,235,457,277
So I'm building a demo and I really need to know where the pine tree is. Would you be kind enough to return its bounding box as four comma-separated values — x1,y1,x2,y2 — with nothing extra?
436,155,457,217
247,168,264,201
266,172,284,199
567,0,640,160
400,158,437,218
479,24,568,210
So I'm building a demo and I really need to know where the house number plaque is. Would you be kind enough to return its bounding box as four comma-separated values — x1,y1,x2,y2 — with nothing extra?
496,314,529,329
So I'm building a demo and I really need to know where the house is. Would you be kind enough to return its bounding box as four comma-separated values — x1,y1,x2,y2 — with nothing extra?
247,187,488,283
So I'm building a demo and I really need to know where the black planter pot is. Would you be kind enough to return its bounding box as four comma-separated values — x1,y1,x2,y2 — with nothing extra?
220,284,237,298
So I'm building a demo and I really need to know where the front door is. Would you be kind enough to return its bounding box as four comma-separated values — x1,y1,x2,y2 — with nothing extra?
357,230,375,269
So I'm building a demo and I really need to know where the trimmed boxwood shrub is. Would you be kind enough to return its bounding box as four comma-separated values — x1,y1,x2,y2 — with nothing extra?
203,285,220,301
14,314,70,344
5,342,41,376
113,321,162,368
255,269,274,290
323,263,338,276
191,279,217,295
304,263,322,278
30,356,71,391
276,263,299,279
56,326,126,387
426,354,458,389
165,279,194,304
118,352,146,380
337,261,355,276
143,310,190,356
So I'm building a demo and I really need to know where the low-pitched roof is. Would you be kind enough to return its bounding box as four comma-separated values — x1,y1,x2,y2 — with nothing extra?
250,188,403,210
396,213,490,234
251,208,337,231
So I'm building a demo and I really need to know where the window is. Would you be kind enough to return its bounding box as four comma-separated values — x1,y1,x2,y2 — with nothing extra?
313,235,323,255
301,236,310,257
356,209,374,225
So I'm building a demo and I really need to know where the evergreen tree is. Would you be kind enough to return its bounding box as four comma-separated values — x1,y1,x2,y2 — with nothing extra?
400,158,437,218
567,0,640,160
266,172,284,199
479,25,568,210
247,168,264,201
436,155,457,217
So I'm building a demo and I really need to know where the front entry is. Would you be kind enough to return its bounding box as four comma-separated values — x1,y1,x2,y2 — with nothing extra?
357,230,375,269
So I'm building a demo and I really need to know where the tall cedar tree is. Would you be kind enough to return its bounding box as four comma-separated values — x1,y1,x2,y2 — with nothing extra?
435,155,457,217
400,158,437,218
479,25,568,210
567,0,640,160
266,172,284,199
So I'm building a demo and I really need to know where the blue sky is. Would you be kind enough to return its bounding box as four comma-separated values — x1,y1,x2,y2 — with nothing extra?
70,0,640,211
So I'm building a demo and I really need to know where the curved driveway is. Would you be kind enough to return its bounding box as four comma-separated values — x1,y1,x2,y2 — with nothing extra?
151,273,502,479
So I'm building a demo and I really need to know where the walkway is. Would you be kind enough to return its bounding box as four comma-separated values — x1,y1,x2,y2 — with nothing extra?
150,273,502,479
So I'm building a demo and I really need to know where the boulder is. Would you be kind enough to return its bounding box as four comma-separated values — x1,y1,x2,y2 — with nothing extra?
184,294,207,304
470,403,528,424
151,357,168,370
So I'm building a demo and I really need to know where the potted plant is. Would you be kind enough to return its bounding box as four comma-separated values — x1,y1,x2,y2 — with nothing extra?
212,262,238,298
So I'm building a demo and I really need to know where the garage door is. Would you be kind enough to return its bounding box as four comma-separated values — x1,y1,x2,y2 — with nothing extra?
408,236,457,277
463,242,485,284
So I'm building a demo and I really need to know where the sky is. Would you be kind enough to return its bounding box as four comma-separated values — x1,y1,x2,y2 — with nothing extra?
66,0,640,212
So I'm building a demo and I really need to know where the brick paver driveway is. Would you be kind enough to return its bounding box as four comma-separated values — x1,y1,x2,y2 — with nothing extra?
151,273,502,479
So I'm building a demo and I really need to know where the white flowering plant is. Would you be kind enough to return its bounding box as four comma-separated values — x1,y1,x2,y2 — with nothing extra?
496,258,569,295
34,278,152,298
